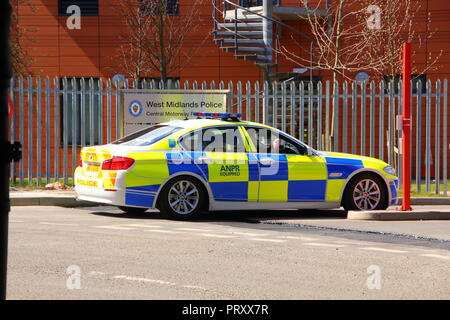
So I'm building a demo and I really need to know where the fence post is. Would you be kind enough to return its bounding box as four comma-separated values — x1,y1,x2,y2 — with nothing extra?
400,43,412,211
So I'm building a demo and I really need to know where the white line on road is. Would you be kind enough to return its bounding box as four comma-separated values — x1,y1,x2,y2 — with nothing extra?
145,229,183,234
9,220,24,223
121,224,162,228
303,242,347,248
277,235,301,240
39,222,79,226
113,275,176,286
91,271,211,292
360,247,407,253
247,238,286,243
420,254,450,261
198,233,235,238
177,227,214,232
94,225,136,230
229,231,268,237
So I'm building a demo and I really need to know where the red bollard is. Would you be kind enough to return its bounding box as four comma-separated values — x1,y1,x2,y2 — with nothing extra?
400,43,412,211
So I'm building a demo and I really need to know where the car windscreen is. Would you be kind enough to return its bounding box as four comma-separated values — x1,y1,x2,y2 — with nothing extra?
112,125,182,146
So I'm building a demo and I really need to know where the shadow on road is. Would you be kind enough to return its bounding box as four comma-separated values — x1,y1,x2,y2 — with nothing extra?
87,207,348,223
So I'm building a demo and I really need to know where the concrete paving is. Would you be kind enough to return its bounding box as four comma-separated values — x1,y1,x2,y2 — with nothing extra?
253,207,450,241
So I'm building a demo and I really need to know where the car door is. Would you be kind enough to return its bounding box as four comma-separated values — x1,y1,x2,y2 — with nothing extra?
179,125,253,202
242,126,328,202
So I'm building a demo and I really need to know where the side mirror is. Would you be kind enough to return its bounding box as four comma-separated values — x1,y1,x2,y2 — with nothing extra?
306,147,315,156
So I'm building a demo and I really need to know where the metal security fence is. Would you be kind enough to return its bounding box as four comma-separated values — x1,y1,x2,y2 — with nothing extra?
8,76,449,196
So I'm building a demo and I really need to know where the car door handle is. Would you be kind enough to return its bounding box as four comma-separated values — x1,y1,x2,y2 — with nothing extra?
259,157,276,165
197,156,214,164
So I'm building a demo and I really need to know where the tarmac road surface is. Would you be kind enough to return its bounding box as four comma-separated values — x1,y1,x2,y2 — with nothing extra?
6,206,450,299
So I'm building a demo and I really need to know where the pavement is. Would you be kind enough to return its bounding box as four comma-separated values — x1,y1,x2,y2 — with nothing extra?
8,189,450,242
7,205,450,299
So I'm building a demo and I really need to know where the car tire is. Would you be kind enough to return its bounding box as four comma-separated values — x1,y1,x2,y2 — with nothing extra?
118,206,149,215
158,176,206,220
342,173,389,211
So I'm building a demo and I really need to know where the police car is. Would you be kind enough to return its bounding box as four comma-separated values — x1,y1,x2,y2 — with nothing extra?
74,112,398,219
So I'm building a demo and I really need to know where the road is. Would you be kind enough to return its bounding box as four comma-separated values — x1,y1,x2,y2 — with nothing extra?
6,206,450,299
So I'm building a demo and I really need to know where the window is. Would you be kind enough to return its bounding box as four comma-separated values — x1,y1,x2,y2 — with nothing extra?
383,74,427,94
60,78,101,146
244,127,307,155
58,0,99,16
239,0,280,7
112,125,182,146
180,127,246,153
139,0,180,16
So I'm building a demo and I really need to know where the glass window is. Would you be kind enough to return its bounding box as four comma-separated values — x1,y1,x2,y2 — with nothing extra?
58,0,99,16
383,74,426,94
139,0,179,16
112,125,182,146
244,127,307,155
180,126,246,153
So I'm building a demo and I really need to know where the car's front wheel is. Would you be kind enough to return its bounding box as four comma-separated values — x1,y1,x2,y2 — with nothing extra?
158,176,206,220
342,173,388,211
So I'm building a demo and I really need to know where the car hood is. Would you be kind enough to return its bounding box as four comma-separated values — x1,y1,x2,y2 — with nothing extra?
317,151,388,166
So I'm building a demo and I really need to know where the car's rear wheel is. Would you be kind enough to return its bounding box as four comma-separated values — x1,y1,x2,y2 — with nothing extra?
343,173,388,211
158,176,206,220
118,206,149,215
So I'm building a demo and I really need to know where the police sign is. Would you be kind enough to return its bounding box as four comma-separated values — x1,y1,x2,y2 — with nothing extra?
122,89,229,136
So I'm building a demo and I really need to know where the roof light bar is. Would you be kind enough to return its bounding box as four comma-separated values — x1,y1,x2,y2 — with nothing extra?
194,112,241,119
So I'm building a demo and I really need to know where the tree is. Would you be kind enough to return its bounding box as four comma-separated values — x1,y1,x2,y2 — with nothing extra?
276,0,441,151
278,0,386,84
10,0,35,74
359,0,442,81
115,0,207,82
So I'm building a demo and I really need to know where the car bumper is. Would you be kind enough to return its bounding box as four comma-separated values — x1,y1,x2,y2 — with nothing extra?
75,185,126,206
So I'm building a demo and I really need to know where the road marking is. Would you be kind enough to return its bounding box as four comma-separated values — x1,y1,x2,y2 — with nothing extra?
39,222,78,226
360,247,407,253
145,229,183,234
298,236,320,241
113,275,176,286
89,271,106,276
247,238,286,243
420,254,450,261
278,235,301,240
94,225,136,230
303,242,346,248
198,233,234,238
177,227,214,232
9,220,24,223
229,231,268,237
122,224,162,228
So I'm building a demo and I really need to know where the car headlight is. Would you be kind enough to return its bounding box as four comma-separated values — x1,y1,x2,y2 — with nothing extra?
383,166,396,176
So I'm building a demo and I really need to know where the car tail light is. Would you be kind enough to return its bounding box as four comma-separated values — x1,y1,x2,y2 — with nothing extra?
101,156,135,170
79,157,83,167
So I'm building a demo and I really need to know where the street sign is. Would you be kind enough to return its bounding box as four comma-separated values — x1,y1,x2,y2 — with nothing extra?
121,89,229,136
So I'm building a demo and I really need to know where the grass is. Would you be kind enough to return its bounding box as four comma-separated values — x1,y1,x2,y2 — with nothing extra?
10,178,74,189
399,181,450,198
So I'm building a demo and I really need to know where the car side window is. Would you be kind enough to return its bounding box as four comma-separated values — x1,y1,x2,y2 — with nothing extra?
244,127,307,155
180,126,246,153
179,130,203,151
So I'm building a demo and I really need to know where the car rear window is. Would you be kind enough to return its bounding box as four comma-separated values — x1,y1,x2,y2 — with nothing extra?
112,125,182,146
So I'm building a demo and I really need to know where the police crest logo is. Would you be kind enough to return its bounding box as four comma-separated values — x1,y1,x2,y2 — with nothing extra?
128,100,143,117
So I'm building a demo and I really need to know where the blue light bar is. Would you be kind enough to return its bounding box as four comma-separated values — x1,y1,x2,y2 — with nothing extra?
195,112,241,119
